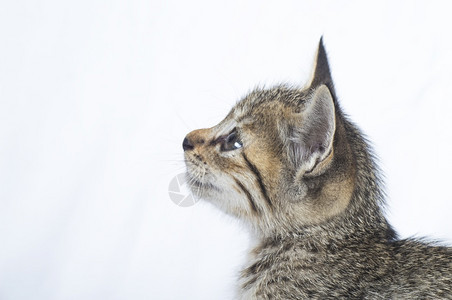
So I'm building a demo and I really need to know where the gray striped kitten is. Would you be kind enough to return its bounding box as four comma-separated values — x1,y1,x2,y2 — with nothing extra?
183,39,452,299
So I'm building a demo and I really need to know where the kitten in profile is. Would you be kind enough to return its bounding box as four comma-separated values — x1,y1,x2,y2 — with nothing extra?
182,38,452,299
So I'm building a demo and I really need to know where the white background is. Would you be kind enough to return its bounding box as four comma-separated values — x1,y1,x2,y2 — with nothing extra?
1,1,452,299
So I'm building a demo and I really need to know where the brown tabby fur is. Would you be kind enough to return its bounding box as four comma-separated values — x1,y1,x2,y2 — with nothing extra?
183,38,452,299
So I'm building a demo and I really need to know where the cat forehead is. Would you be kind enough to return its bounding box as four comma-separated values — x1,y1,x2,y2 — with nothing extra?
231,85,308,120
213,86,310,136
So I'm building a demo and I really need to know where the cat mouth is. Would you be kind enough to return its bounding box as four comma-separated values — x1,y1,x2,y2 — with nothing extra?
186,173,221,192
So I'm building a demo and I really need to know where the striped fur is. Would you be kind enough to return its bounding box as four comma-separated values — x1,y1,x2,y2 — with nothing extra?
183,39,452,299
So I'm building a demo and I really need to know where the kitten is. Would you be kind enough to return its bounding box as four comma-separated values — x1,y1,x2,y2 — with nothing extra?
182,38,452,299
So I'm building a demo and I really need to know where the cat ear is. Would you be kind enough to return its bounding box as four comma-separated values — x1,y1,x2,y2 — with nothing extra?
290,84,336,175
308,37,337,101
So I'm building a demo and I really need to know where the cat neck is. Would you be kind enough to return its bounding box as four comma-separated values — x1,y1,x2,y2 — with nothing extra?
254,111,396,250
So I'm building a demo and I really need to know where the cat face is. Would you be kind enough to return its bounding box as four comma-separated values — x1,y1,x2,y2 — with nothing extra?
183,40,355,235
183,88,299,216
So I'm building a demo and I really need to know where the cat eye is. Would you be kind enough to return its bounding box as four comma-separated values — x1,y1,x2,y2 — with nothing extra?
221,131,243,151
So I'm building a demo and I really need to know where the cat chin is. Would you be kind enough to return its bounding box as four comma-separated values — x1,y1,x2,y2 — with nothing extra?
195,190,253,218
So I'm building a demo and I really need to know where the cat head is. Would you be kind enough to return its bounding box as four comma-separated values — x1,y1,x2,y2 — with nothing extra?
183,39,356,236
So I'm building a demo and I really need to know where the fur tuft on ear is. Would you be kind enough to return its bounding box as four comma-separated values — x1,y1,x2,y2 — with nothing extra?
289,85,336,175
309,37,337,102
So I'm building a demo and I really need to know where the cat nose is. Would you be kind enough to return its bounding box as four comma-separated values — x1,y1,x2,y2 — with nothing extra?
182,137,194,151
183,129,209,151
